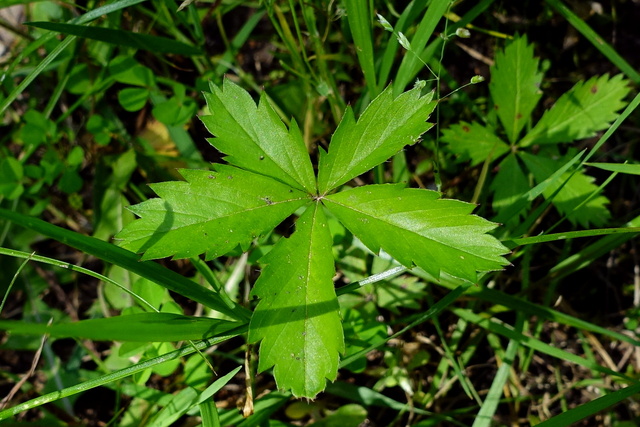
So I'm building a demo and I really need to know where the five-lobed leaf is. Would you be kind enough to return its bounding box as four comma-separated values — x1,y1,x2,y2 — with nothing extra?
520,74,630,147
441,121,510,166
248,204,344,398
489,34,543,143
201,79,316,193
323,185,510,282
317,85,436,194
116,164,310,260
118,78,512,399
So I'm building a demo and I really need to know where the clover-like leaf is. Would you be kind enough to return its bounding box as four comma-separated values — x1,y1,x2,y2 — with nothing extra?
317,85,436,194
249,204,344,398
489,34,543,143
323,185,510,282
520,74,630,147
201,79,316,193
116,165,310,260
440,121,510,166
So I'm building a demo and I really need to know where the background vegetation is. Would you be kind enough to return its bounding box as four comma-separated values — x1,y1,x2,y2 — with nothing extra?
1,0,639,426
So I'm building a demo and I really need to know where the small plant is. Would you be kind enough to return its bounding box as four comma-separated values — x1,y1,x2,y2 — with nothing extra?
442,34,630,227
115,78,510,398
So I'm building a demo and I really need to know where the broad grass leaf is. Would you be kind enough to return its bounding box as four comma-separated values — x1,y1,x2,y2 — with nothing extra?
248,204,344,399
440,121,509,166
0,313,240,342
519,151,611,227
489,34,543,143
323,185,510,282
201,79,316,193
26,21,202,55
116,165,310,260
317,85,436,193
586,162,640,175
520,74,630,147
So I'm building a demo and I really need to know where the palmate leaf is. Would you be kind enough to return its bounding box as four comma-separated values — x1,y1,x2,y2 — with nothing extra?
201,79,316,193
520,74,630,147
489,34,543,143
440,121,510,166
116,165,310,260
248,204,344,398
519,152,610,227
317,85,436,194
323,185,510,282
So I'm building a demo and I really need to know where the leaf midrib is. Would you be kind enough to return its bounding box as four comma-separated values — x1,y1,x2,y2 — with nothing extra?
325,198,501,263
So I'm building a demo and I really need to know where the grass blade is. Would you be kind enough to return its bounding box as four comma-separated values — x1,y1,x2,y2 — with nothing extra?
545,0,640,84
0,208,251,321
344,0,377,96
503,227,640,249
472,320,522,427
393,0,451,95
535,382,640,426
26,21,201,55
0,313,241,342
0,328,246,420
452,308,635,383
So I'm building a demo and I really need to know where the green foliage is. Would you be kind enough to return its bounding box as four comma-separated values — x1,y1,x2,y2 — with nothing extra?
249,204,343,398
317,87,436,193
116,165,310,260
117,79,510,397
2,0,640,424
442,34,630,227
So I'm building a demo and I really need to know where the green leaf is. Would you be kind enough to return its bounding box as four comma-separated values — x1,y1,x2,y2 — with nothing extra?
58,169,83,194
317,85,436,193
0,157,24,200
26,21,202,55
323,185,510,282
201,79,316,193
108,56,155,87
519,151,610,227
586,162,640,175
115,165,310,260
440,121,510,166
344,0,377,96
490,153,530,217
248,204,344,398
520,74,630,146
118,87,150,112
152,97,197,127
489,34,543,143
0,313,241,342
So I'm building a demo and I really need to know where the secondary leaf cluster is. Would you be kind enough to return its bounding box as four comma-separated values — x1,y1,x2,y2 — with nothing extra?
442,34,630,227
116,79,510,398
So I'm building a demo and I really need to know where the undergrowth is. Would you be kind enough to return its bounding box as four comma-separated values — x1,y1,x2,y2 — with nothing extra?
0,0,639,426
